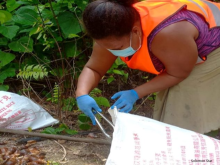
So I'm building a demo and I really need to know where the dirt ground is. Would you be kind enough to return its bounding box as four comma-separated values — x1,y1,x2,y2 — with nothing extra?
0,98,154,165
0,132,111,165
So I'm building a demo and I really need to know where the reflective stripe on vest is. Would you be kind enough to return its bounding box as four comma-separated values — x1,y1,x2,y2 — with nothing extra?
187,0,208,17
201,0,220,26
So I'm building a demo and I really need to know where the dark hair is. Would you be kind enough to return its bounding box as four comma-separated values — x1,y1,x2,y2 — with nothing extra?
83,0,140,39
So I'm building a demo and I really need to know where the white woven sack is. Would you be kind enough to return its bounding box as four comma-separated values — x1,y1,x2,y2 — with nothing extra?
106,108,220,165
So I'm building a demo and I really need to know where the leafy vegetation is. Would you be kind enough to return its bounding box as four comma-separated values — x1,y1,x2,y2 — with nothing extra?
0,0,103,121
42,123,78,135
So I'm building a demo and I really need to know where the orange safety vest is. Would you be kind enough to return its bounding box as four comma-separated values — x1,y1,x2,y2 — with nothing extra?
120,0,220,75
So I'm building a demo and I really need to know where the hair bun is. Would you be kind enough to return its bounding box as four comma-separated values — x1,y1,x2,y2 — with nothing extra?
111,0,137,6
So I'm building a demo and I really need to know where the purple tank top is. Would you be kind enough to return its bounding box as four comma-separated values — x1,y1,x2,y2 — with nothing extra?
148,9,220,72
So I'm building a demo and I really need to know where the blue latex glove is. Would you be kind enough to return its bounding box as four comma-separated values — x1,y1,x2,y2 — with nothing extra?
111,89,139,113
76,95,102,125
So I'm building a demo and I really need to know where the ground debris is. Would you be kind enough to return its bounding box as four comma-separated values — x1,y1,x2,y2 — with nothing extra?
0,144,47,165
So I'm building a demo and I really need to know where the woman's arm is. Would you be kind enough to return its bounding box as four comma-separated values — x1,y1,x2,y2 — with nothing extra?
76,42,117,97
134,21,199,98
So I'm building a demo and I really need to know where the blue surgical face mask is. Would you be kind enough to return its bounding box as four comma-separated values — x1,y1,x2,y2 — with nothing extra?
107,32,141,57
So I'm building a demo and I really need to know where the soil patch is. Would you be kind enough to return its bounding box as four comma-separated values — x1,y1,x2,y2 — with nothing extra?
0,133,111,165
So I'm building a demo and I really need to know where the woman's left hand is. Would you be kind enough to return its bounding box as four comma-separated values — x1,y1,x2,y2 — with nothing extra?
111,89,139,113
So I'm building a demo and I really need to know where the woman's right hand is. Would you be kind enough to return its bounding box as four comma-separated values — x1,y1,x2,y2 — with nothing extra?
76,95,102,125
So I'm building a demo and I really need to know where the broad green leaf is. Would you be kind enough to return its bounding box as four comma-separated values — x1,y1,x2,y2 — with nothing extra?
6,0,21,12
115,57,125,66
8,36,33,52
58,11,81,38
94,97,110,107
56,0,74,3
59,123,69,129
16,1,31,5
0,85,9,91
0,51,15,68
19,27,33,33
65,129,78,135
0,38,8,45
0,68,16,84
55,127,65,134
78,114,90,123
148,96,154,101
123,73,129,83
90,88,102,97
74,0,89,11
113,69,124,75
0,26,19,39
107,63,118,74
29,26,42,36
64,42,80,58
107,76,115,84
0,10,12,24
42,9,54,19
79,123,91,131
41,127,57,134
17,0,39,5
68,34,79,39
13,7,38,25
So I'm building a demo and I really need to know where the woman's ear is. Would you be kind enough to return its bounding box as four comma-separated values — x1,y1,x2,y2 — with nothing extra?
132,21,142,37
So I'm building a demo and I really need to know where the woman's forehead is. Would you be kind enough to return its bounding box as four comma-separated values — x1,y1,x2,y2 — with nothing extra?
95,35,129,47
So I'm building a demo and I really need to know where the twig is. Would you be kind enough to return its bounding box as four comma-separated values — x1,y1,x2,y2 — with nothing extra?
134,94,153,112
0,128,111,145
54,140,67,161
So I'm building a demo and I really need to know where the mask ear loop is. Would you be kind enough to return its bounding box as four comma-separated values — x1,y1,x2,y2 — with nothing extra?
131,26,142,51
129,32,133,47
137,35,142,50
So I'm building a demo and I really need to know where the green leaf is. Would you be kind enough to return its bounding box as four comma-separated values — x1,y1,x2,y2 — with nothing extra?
78,114,90,123
113,69,124,75
148,97,154,101
62,105,73,111
42,9,54,19
89,88,102,97
107,76,115,84
0,68,16,84
28,127,32,132
64,42,80,58
74,0,89,11
79,123,91,131
13,7,38,25
55,127,65,134
0,26,19,40
6,0,21,12
58,11,81,38
65,129,78,135
0,51,15,69
59,123,69,129
41,127,57,134
0,10,12,24
68,34,79,39
0,85,9,91
94,97,110,107
0,38,8,45
29,26,42,36
56,0,74,3
115,57,125,66
19,27,33,33
8,36,33,52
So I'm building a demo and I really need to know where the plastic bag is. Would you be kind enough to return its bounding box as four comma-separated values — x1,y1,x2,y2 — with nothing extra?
0,91,59,130
106,108,220,165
